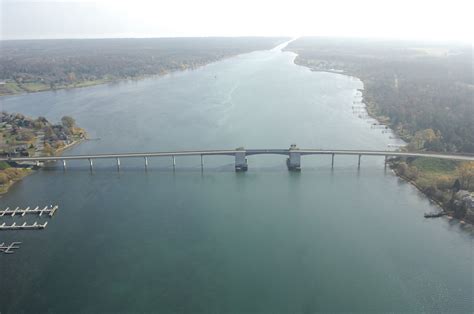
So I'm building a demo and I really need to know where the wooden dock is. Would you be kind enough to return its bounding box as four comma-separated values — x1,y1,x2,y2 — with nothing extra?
0,205,58,217
0,242,21,254
424,212,447,218
0,221,48,231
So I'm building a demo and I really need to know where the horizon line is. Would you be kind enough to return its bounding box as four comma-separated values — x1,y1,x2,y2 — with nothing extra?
0,35,471,45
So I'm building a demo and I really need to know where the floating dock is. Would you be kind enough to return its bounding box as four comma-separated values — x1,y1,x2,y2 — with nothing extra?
424,212,447,218
0,221,48,231
0,205,58,217
0,242,21,254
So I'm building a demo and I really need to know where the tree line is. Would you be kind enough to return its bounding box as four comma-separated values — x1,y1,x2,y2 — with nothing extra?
287,37,473,153
0,37,288,94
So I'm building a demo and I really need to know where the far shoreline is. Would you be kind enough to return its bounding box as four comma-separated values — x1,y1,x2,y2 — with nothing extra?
0,47,274,98
0,38,292,98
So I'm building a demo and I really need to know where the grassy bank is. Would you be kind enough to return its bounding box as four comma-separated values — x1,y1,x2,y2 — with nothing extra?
0,162,32,195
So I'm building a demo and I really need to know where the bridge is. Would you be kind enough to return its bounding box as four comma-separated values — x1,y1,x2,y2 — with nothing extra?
2,145,473,172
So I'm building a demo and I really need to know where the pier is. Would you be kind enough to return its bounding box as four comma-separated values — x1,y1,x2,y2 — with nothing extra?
424,212,447,218
0,221,48,231
0,242,21,254
1,145,473,172
0,205,58,217
0,205,58,254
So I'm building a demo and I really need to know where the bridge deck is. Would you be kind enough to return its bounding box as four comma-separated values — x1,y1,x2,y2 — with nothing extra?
1,149,473,162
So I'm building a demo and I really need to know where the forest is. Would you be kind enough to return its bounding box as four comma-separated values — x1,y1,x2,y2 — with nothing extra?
0,37,288,95
287,37,473,153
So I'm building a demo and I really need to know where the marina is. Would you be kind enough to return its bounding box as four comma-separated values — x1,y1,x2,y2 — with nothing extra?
0,205,57,256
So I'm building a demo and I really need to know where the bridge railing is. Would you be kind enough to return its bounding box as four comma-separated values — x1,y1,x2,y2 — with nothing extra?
1,147,473,172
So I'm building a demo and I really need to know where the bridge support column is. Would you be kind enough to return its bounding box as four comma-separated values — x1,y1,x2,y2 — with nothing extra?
235,150,248,172
144,157,148,171
88,158,93,172
62,160,67,171
200,155,203,170
358,154,361,169
384,155,388,169
116,158,121,171
172,156,176,170
287,144,301,171
331,153,335,169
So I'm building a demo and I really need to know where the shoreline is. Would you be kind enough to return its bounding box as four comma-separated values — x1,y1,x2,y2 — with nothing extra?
0,137,85,197
0,38,291,98
53,137,85,155
1,73,179,98
289,54,472,227
0,52,254,98
392,167,473,230
0,168,32,196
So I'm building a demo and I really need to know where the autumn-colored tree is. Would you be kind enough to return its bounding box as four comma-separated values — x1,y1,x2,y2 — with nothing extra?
435,175,455,190
408,129,440,151
67,72,77,83
43,143,54,156
0,172,9,185
397,162,408,176
3,168,23,180
458,162,474,190
406,165,419,181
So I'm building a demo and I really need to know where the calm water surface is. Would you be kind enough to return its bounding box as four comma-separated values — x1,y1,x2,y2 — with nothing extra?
0,44,472,313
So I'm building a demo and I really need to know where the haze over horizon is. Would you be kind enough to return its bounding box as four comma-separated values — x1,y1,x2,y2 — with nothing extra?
1,0,473,42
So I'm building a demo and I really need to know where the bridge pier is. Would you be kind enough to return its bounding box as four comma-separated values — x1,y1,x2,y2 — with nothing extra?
235,150,248,172
116,158,121,171
5,149,473,175
384,155,388,169
287,144,301,171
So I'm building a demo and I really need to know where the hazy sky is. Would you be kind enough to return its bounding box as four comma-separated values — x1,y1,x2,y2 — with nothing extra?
1,0,472,41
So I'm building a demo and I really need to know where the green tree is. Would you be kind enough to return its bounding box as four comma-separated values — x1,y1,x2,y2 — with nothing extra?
61,116,76,129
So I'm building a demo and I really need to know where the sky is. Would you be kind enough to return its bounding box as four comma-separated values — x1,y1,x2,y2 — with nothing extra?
1,0,473,42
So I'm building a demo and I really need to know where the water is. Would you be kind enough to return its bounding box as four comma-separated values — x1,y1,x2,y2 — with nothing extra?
0,45,472,313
